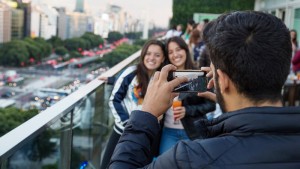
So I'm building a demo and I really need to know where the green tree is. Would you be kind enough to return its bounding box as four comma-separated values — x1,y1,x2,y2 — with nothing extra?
133,39,148,47
23,37,43,62
124,32,142,40
64,38,87,52
54,46,68,56
34,37,52,59
171,0,254,27
69,51,82,58
0,107,38,136
102,43,140,67
0,40,29,66
107,31,124,43
81,32,104,48
47,36,64,49
0,107,56,161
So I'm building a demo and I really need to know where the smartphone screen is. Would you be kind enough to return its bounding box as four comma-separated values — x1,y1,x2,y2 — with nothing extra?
171,70,208,93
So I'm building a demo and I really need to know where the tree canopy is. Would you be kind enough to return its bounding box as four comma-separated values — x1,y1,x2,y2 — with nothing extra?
171,0,255,27
0,32,105,67
107,31,124,43
101,43,140,67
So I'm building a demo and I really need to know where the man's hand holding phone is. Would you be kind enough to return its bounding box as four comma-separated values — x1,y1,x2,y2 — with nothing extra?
170,70,208,93
142,65,188,118
197,67,217,102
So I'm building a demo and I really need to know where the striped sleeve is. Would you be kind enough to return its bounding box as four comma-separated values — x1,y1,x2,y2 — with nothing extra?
109,66,136,127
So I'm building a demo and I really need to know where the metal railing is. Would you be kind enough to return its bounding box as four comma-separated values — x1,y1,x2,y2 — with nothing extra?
0,50,141,169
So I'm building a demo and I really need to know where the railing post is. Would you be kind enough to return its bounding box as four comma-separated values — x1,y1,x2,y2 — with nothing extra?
59,110,74,169
0,159,7,169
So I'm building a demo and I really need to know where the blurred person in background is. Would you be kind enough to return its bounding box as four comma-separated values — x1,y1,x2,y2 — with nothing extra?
189,29,205,67
163,24,183,40
290,29,298,56
182,19,195,44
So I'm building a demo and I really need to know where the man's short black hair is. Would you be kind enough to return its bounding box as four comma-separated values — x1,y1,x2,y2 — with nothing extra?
203,11,292,103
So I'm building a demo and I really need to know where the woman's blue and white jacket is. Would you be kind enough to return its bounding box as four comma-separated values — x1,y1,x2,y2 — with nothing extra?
109,65,142,134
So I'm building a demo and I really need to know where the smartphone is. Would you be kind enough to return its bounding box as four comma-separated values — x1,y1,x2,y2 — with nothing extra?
170,70,208,93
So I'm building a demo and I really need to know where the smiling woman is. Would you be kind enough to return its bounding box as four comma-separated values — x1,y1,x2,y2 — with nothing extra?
99,39,167,169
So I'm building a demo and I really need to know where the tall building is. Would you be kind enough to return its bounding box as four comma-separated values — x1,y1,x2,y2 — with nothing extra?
30,4,41,37
56,7,68,40
11,8,24,40
22,2,31,37
66,12,89,38
74,0,84,13
30,4,58,39
0,2,11,43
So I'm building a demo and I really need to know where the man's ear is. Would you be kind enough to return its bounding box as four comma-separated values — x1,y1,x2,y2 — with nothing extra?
216,69,229,94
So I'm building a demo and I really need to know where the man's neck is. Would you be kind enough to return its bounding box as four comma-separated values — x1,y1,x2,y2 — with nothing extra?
225,94,283,112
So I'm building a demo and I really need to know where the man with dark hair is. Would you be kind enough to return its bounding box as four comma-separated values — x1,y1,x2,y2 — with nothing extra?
108,11,300,169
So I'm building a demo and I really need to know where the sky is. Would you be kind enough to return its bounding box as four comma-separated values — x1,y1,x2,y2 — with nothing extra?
33,0,173,28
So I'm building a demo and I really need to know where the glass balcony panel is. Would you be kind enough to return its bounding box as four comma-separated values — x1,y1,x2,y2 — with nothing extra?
2,111,72,169
0,50,140,169
70,84,114,169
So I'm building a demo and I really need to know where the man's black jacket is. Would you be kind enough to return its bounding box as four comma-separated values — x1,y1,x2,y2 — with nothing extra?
109,106,300,169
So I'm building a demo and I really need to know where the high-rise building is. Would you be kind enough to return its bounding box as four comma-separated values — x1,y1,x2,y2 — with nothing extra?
22,2,31,37
0,2,11,43
30,3,58,39
56,7,68,40
67,12,89,38
11,8,24,40
74,0,84,13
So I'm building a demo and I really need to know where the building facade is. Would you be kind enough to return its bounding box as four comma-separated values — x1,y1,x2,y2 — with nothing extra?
11,8,24,40
74,0,84,13
30,3,58,39
0,2,11,43
255,0,300,40
66,12,90,39
56,7,68,40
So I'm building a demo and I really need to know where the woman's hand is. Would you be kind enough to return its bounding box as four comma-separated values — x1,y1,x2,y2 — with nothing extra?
173,106,186,121
98,76,108,82
197,66,217,102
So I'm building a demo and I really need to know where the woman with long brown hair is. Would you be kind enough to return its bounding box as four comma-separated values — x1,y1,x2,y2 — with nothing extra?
159,36,215,155
100,39,166,169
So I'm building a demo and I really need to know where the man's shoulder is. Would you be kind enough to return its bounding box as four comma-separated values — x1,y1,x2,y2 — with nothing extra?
175,136,240,165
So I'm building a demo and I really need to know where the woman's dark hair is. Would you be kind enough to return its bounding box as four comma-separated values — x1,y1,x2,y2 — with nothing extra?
165,36,194,69
190,29,201,45
199,47,210,67
290,29,298,47
136,39,167,97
